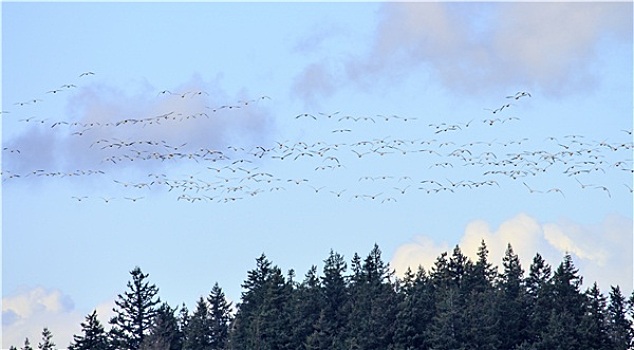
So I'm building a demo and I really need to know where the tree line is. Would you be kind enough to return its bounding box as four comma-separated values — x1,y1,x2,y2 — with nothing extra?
11,241,634,350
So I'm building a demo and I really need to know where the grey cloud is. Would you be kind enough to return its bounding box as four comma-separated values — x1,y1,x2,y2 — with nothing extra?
3,75,276,182
292,2,632,104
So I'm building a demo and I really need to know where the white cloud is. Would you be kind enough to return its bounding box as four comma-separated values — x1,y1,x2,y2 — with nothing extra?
2,286,81,349
391,235,449,276
2,286,116,349
390,213,633,292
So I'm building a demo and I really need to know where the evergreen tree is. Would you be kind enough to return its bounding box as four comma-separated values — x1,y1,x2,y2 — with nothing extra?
259,266,294,350
607,285,633,350
447,245,468,290
291,265,322,349
579,283,611,350
184,297,212,350
110,266,162,350
497,243,528,349
524,252,553,345
318,250,348,349
208,282,233,350
22,338,33,350
68,310,109,350
467,240,497,292
230,254,272,350
230,254,294,350
345,244,397,349
533,254,584,350
392,266,434,350
38,328,55,350
141,303,182,350
178,302,189,345
428,287,466,350
463,241,500,349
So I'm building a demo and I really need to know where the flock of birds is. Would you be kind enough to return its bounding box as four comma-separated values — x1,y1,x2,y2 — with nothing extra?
2,73,632,205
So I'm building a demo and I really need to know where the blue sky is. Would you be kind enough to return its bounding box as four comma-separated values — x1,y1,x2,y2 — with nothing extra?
2,2,633,347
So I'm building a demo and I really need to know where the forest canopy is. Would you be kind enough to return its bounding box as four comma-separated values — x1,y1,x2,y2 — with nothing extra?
12,242,634,350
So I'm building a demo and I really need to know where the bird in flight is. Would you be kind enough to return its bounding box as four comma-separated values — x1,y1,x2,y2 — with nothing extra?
79,71,95,77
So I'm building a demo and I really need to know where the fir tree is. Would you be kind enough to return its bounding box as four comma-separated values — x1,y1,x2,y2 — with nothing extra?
141,303,182,350
291,266,322,348
38,328,55,350
318,250,348,349
534,254,584,350
345,245,397,349
607,285,634,350
497,243,528,349
579,283,611,350
208,282,233,350
524,252,553,344
392,266,434,350
184,297,212,350
110,266,161,350
68,310,109,350
22,338,33,350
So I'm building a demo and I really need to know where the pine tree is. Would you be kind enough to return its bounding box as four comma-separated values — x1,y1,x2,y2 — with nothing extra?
607,285,634,350
392,266,434,350
533,254,584,350
178,302,189,344
38,328,55,350
291,265,322,349
208,283,233,350
110,266,162,350
345,244,397,349
141,303,183,350
259,266,294,350
230,254,294,350
184,297,212,350
22,338,33,350
463,242,499,349
467,240,497,293
524,252,553,345
318,250,348,349
68,310,109,350
497,243,528,349
579,283,611,350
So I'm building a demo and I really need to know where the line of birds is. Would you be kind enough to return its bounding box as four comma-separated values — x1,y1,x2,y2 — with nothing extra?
3,83,632,204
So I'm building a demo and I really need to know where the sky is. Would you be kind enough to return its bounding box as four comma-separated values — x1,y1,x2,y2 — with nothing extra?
2,1,633,348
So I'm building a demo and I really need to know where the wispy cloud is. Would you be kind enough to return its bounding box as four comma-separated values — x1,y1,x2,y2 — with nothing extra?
391,213,633,292
292,2,632,104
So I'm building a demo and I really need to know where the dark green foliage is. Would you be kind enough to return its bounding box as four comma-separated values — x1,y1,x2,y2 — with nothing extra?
579,283,611,350
38,328,55,350
607,285,634,350
230,254,294,350
141,303,183,350
68,310,109,350
345,244,398,350
109,266,162,350
40,244,634,350
392,266,434,350
21,338,33,350
497,244,528,349
207,283,233,350
183,297,212,350
290,265,323,348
